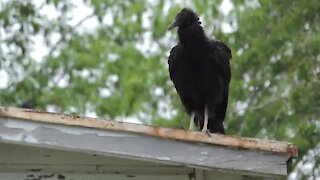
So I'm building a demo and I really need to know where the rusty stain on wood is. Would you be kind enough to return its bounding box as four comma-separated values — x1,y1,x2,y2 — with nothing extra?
0,106,298,158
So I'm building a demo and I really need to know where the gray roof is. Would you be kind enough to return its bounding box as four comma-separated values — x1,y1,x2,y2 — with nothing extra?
0,106,298,177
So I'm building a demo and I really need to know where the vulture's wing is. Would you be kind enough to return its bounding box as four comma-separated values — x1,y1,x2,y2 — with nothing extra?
168,45,179,81
212,40,232,83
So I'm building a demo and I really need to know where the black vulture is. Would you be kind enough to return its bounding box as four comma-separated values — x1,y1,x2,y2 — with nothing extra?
167,8,231,134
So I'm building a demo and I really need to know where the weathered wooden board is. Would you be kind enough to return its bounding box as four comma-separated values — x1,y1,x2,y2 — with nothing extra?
0,117,288,177
0,142,191,174
0,107,298,158
0,143,272,180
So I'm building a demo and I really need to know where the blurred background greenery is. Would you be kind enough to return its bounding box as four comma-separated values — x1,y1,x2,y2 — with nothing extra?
0,0,319,179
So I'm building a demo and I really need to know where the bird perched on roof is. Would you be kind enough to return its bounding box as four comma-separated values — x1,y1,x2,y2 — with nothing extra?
167,8,231,134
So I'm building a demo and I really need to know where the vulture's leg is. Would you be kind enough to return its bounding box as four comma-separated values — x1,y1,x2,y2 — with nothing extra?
189,112,195,130
201,107,209,132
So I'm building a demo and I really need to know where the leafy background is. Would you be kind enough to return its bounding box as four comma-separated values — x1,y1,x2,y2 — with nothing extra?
0,0,319,179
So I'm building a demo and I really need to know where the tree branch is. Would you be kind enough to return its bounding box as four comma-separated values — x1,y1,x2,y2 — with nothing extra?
48,12,96,57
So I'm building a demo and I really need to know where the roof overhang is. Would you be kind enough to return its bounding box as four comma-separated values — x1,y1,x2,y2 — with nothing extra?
0,107,298,177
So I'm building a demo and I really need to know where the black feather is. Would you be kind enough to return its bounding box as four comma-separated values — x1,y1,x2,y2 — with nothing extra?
168,8,231,134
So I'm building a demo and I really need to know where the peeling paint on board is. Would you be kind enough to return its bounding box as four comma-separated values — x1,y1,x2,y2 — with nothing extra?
5,120,39,131
1,134,24,141
24,136,38,143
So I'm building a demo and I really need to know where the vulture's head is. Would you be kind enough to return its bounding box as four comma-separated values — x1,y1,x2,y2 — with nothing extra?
168,8,200,30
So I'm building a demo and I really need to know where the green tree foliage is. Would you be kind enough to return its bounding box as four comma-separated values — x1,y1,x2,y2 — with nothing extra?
0,0,319,178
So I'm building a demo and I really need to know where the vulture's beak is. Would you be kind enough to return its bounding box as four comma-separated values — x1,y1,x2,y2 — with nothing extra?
168,19,178,30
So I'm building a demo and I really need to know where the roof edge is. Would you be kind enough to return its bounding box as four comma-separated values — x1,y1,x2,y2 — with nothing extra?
0,106,298,158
